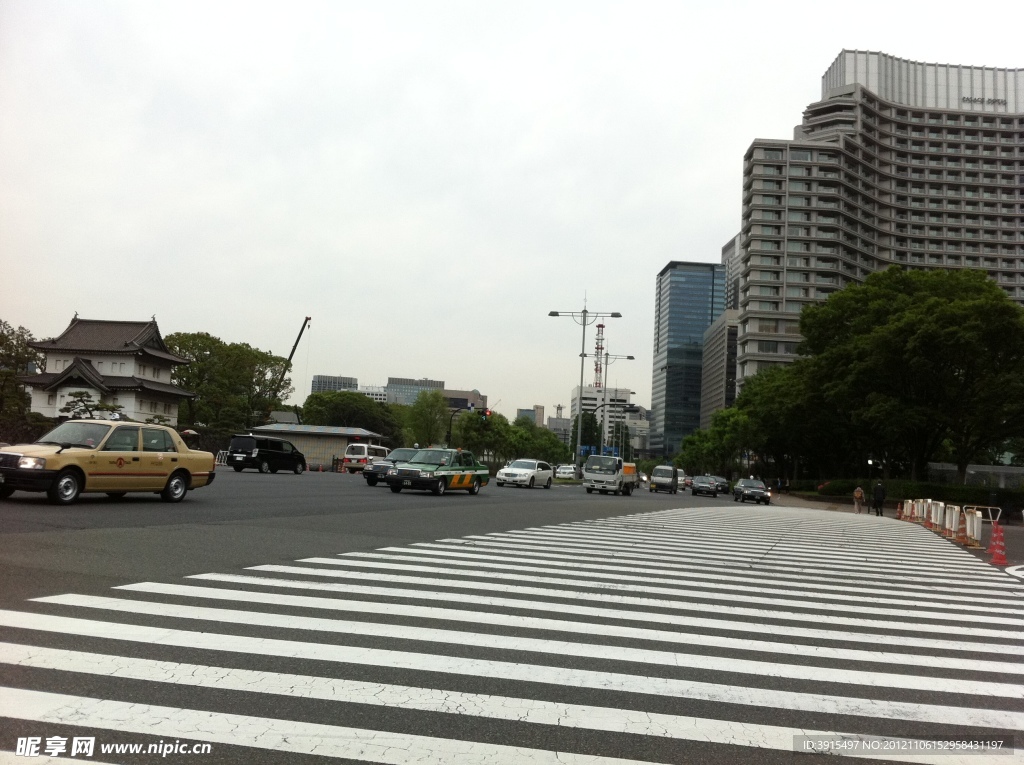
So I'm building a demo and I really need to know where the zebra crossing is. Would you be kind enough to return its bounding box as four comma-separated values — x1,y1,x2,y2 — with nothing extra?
1,505,1022,764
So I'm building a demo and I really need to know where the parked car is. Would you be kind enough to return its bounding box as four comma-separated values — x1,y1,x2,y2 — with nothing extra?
649,465,679,493
733,478,771,504
362,447,419,487
555,465,576,479
0,420,216,505
385,448,489,495
691,475,718,497
496,459,553,489
341,442,390,473
227,434,306,474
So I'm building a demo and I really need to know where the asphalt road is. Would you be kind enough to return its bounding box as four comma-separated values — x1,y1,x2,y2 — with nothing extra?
0,472,697,608
0,473,1021,765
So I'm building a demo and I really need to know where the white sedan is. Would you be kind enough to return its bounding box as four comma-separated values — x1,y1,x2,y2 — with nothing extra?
555,465,576,479
496,459,554,489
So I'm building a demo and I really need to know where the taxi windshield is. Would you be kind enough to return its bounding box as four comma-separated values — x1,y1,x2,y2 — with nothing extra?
388,449,418,462
36,422,112,450
410,449,452,465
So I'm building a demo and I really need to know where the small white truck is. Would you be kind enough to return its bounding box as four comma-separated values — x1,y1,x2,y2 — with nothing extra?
582,455,640,495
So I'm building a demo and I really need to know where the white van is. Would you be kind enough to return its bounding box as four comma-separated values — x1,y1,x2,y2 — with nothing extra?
341,443,390,473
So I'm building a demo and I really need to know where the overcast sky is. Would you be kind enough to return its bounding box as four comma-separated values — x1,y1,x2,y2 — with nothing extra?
2,1,1021,420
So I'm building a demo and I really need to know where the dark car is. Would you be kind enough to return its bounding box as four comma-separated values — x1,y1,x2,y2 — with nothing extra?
227,434,306,474
691,475,718,497
733,478,771,504
711,476,730,493
362,447,419,486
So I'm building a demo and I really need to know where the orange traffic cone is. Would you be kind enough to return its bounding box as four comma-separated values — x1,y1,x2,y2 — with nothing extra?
989,523,1008,566
896,502,903,521
319,463,323,472
954,511,968,545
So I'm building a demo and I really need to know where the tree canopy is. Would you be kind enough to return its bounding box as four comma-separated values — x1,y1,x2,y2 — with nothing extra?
165,332,293,430
302,390,404,446
680,267,1024,483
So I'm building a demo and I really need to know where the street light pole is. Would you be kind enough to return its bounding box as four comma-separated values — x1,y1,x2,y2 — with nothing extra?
549,307,622,472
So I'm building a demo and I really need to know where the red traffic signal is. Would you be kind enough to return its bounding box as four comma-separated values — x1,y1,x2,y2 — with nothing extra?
483,408,492,418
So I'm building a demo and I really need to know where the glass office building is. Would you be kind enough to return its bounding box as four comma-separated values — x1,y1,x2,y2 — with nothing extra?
650,261,726,455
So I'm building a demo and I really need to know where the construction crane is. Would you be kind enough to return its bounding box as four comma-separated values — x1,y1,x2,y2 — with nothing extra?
266,317,311,421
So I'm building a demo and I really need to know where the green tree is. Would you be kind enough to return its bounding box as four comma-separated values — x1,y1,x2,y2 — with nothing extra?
165,333,292,429
407,389,449,446
0,320,42,417
59,391,123,419
163,332,227,426
302,390,403,446
568,412,600,460
800,267,1024,482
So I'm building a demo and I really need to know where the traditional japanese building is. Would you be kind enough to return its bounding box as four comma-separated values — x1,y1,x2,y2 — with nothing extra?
20,317,194,425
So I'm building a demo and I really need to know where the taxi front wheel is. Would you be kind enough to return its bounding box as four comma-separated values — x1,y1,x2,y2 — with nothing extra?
432,477,447,496
48,469,82,505
468,477,481,495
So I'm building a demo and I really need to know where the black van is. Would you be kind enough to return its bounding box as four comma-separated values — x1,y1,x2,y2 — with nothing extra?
227,435,306,474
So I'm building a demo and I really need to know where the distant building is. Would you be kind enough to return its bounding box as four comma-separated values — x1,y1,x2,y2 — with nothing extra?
650,261,726,455
385,377,444,405
311,375,358,394
358,385,389,403
700,310,740,429
571,385,633,449
516,408,535,423
547,416,572,444
444,389,487,411
20,317,193,426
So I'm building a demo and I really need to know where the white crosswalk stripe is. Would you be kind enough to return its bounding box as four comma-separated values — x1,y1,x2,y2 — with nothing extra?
1,506,1022,764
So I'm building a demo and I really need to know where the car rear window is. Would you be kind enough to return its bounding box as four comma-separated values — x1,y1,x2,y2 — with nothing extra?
229,436,257,452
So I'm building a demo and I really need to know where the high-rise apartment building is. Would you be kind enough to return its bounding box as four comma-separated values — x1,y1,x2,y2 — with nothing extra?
650,261,726,455
737,50,1023,387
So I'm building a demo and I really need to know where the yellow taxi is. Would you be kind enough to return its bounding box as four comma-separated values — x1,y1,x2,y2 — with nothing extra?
0,419,216,505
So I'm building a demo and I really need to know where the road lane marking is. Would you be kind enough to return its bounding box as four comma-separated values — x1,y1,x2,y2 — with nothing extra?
29,594,1024,698
0,609,1018,730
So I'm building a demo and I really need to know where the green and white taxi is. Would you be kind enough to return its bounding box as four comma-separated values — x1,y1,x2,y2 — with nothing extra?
384,448,490,495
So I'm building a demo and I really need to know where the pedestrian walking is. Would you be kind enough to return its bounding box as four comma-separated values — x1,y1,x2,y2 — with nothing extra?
853,486,865,514
872,481,886,516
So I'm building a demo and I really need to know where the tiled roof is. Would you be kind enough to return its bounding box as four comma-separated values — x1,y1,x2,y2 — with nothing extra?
19,368,194,398
250,424,383,438
30,317,187,364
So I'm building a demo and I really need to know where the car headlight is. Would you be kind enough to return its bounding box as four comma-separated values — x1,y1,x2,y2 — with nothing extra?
420,471,434,478
18,457,46,470
387,468,397,476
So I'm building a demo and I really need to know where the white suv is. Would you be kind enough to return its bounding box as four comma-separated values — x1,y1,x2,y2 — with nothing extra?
496,459,553,489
